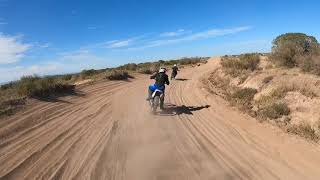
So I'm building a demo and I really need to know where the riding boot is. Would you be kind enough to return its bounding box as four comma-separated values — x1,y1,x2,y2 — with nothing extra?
160,95,165,110
146,89,153,101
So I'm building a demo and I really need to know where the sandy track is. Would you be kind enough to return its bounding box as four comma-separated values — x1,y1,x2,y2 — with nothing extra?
1,58,320,180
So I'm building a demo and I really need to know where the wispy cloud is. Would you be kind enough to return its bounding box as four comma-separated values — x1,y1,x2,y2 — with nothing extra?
160,29,186,37
88,26,98,30
104,36,144,49
0,49,109,83
0,18,7,25
106,39,132,48
128,26,252,50
0,34,32,64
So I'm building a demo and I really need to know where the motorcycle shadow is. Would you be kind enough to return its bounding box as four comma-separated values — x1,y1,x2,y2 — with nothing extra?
158,104,210,116
174,78,189,81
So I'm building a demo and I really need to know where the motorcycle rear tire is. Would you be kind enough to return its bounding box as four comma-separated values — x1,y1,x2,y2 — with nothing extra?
152,96,160,113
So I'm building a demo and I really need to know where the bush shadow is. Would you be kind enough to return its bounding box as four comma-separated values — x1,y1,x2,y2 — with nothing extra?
32,85,86,103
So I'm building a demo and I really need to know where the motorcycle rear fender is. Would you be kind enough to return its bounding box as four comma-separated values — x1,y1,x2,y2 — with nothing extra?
152,89,163,98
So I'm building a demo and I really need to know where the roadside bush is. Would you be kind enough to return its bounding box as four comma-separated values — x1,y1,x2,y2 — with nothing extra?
298,55,320,75
260,102,290,119
230,88,258,105
221,53,260,77
239,53,260,71
137,62,160,74
287,123,319,141
61,74,73,81
106,70,133,80
117,63,138,71
16,75,74,97
80,69,98,79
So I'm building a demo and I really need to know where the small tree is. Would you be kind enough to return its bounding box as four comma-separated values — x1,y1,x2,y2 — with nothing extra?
271,33,319,67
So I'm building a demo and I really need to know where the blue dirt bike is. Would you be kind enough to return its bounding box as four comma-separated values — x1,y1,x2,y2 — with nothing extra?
148,84,165,113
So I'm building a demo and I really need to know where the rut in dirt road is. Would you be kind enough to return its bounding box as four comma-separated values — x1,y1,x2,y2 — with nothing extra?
1,58,320,180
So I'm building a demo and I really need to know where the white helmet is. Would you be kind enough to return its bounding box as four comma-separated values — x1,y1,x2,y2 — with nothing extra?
159,67,166,73
174,64,177,67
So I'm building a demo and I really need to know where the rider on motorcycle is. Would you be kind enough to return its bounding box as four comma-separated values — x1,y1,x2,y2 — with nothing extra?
147,67,170,110
171,64,179,80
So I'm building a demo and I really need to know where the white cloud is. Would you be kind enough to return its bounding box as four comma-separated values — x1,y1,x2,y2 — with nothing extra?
0,34,32,64
0,49,109,83
59,49,103,62
106,39,131,48
160,29,186,37
128,26,252,50
0,64,60,83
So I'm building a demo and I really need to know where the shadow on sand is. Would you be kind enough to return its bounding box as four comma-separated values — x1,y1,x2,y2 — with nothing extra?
158,104,210,116
173,78,189,81
32,86,86,104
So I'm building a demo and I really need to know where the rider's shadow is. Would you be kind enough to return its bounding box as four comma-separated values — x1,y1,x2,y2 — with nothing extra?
159,104,210,116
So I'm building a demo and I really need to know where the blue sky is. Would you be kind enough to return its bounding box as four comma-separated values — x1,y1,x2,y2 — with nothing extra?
0,0,320,83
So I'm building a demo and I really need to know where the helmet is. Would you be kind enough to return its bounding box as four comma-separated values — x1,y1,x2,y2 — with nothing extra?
159,67,166,73
174,64,177,67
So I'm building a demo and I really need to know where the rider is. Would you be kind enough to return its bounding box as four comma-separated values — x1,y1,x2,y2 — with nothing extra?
171,64,179,79
147,67,170,110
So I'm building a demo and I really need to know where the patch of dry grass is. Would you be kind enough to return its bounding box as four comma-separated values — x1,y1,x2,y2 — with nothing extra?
260,102,290,119
221,53,260,77
287,123,319,141
105,70,133,80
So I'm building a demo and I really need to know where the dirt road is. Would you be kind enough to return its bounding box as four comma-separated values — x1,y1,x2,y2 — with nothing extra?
1,58,320,180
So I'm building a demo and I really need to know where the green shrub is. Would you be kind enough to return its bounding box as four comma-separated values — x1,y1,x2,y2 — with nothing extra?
271,33,319,68
261,102,290,119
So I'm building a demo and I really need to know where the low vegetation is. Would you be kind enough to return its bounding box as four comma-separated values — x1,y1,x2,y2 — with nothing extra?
105,70,133,80
287,123,319,141
118,57,208,74
260,102,290,119
271,33,320,74
207,32,320,141
221,53,260,77
230,88,257,107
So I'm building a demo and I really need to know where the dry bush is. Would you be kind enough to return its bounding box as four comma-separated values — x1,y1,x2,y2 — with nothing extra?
221,53,260,77
230,88,257,106
106,70,133,80
298,55,320,75
287,123,319,141
16,76,75,98
260,102,290,119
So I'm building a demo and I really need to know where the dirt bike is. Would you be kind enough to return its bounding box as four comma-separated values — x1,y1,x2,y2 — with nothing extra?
149,89,164,114
171,72,177,80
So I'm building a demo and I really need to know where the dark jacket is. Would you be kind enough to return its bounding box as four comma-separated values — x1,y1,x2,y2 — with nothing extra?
172,66,179,74
150,72,170,86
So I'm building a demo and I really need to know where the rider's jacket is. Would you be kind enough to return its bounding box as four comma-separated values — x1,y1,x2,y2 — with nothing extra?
172,66,178,74
150,72,170,87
